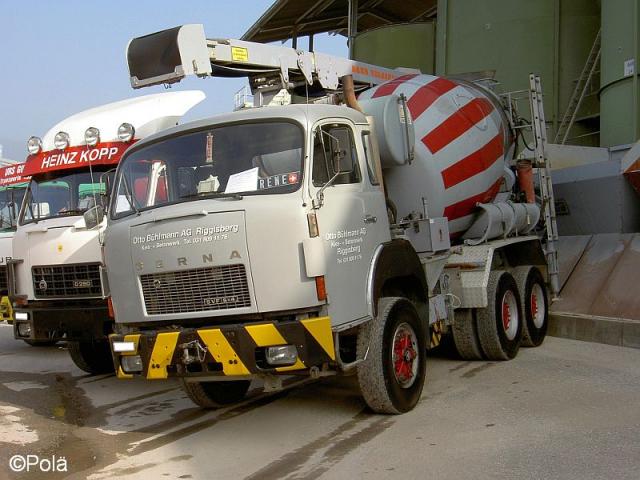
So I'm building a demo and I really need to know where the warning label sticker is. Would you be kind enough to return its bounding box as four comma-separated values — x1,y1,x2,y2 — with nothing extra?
231,47,249,62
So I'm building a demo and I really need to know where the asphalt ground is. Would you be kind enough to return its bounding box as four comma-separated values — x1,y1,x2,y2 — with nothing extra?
0,323,638,479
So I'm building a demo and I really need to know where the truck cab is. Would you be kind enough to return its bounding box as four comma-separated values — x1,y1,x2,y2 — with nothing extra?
10,91,205,372
107,105,389,331
107,104,426,405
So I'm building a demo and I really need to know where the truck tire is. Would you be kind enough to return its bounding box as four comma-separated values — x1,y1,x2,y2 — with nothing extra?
181,380,251,409
23,339,59,347
67,340,115,374
476,271,522,360
513,266,548,347
451,309,484,360
356,297,427,414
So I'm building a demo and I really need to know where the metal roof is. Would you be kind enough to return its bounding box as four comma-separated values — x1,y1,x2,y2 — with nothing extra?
241,0,437,43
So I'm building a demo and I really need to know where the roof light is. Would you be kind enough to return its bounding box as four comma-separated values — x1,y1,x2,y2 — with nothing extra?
27,136,42,155
84,127,100,147
117,123,135,142
54,131,70,150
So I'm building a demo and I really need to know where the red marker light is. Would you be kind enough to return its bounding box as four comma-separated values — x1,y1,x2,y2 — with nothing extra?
107,297,115,318
315,276,327,302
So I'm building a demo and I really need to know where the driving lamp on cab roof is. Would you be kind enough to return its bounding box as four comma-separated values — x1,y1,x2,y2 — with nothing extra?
54,131,70,150
84,127,100,146
117,123,135,142
27,136,42,155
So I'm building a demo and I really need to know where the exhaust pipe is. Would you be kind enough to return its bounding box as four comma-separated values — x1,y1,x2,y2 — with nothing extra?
516,159,536,204
340,75,364,114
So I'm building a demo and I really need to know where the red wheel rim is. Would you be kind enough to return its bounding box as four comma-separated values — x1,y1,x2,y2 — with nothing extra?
392,322,418,389
501,289,519,341
530,283,546,329
502,300,511,331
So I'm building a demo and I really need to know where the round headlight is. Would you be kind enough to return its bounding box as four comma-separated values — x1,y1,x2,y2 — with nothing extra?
54,131,70,150
27,136,42,155
118,123,136,142
117,123,135,142
85,127,100,146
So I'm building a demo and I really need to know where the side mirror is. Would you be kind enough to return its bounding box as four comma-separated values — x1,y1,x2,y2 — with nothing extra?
84,205,104,230
100,169,115,204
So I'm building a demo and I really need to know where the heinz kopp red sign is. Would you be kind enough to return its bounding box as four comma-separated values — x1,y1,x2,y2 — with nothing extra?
24,141,132,177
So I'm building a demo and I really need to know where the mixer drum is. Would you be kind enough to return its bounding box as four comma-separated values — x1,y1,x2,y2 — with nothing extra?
359,74,515,241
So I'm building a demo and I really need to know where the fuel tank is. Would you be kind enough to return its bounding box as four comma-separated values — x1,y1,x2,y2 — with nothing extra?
359,74,515,239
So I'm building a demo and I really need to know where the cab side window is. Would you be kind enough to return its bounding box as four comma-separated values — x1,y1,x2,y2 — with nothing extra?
312,124,361,187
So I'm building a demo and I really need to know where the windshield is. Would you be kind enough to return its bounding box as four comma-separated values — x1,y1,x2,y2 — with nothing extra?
111,121,304,217
0,185,27,230
21,169,112,224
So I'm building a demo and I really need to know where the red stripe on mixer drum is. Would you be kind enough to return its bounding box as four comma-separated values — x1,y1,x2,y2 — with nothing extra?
422,97,495,154
371,73,419,98
443,177,504,221
441,133,504,189
407,77,457,119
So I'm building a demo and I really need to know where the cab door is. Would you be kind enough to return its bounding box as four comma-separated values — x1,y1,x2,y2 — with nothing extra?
310,120,390,326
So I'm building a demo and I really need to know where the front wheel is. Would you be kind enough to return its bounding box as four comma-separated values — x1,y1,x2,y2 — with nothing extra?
67,340,115,374
356,297,427,414
181,380,251,409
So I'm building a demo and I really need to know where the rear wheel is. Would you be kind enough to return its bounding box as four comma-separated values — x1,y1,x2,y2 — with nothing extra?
451,308,484,360
514,266,548,347
476,271,523,360
357,297,427,414
68,340,115,374
181,380,251,409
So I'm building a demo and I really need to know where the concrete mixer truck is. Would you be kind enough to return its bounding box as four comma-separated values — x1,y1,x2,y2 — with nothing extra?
106,25,559,414
8,91,205,371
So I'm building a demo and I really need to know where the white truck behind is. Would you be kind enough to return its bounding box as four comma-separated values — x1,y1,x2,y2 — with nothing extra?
107,25,558,413
9,91,205,371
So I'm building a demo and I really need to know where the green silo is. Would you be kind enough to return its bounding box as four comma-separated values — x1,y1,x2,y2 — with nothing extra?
352,22,436,74
435,0,600,145
600,0,640,147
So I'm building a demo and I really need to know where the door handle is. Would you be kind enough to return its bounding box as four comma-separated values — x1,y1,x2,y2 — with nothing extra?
363,214,377,224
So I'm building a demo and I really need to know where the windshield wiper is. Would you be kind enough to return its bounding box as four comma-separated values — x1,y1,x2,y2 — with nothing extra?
182,192,244,201
57,209,86,216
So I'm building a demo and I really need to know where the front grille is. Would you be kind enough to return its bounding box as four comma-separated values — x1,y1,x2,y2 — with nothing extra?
32,263,102,298
140,265,251,315
0,266,7,294
140,264,251,315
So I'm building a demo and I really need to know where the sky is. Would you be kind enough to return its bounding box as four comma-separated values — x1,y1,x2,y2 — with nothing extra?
0,0,348,161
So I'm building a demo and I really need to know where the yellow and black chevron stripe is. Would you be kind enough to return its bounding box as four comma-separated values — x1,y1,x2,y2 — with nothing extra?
430,320,444,349
110,317,335,380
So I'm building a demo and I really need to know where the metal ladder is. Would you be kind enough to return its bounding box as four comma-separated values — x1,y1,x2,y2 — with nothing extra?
529,74,560,297
554,29,601,145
